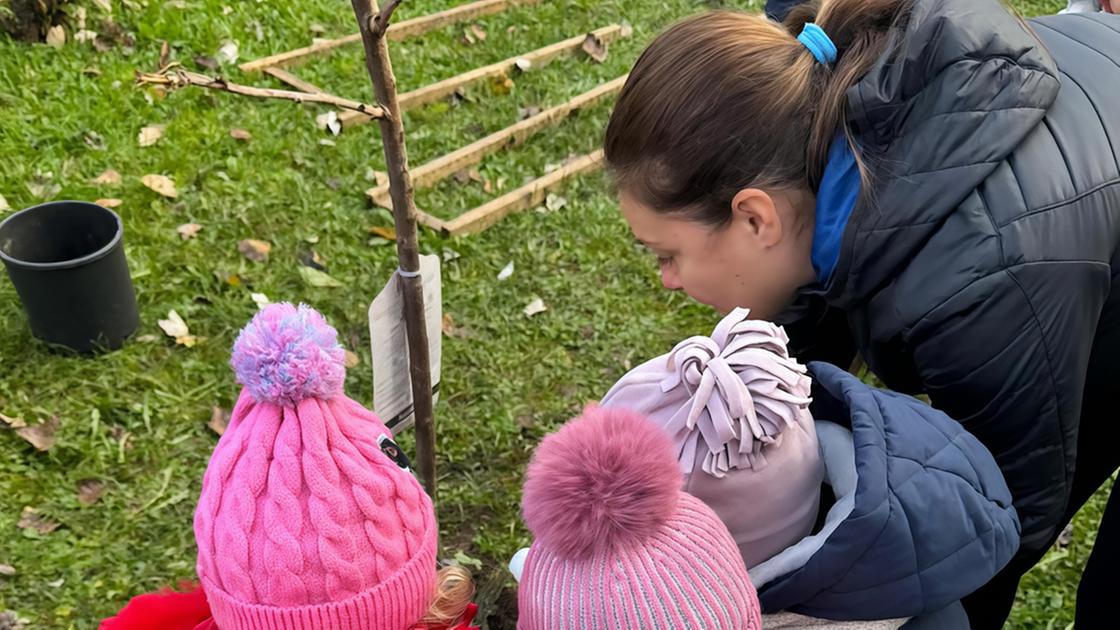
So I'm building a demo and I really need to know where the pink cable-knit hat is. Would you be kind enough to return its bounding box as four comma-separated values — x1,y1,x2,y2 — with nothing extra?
599,308,824,569
518,405,762,630
193,303,437,630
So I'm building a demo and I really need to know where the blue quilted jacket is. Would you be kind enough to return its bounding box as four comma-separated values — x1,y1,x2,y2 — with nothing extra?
753,362,1020,621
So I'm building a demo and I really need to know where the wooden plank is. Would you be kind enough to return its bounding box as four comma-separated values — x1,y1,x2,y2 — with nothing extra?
239,0,541,72
340,24,626,128
414,208,451,233
263,67,326,94
443,149,604,236
366,75,625,206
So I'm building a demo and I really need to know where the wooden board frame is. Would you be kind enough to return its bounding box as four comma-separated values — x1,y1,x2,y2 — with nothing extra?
413,149,604,237
338,24,626,128
240,0,542,72
366,75,625,205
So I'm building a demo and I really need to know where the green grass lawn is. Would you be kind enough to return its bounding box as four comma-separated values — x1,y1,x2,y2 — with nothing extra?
0,0,1102,627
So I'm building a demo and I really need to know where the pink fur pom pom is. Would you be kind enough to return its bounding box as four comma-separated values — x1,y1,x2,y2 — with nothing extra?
230,303,346,405
521,405,682,560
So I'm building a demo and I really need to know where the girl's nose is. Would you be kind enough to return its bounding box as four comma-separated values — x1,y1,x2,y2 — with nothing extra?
660,268,683,291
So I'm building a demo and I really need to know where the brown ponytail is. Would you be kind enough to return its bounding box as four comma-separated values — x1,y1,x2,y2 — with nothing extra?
604,0,913,224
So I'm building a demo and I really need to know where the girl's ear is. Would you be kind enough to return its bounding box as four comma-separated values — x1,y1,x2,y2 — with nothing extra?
731,188,784,248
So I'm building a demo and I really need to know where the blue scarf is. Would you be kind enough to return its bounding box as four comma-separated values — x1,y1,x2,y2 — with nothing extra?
810,137,861,285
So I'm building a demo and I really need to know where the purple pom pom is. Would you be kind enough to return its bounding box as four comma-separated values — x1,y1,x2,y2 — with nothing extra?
230,303,346,405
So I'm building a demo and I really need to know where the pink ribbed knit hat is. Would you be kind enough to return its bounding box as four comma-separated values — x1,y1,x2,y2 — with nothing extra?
193,303,437,630
600,308,824,569
518,405,762,630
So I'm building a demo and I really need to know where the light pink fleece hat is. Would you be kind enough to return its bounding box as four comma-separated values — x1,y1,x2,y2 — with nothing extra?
518,405,762,630
600,308,824,569
193,303,437,630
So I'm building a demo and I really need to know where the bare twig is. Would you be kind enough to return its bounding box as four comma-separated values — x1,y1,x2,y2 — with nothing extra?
351,0,438,501
134,64,385,118
371,0,404,38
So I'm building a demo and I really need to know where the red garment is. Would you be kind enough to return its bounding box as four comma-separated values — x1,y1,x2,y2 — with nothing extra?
102,582,480,630
99,582,216,630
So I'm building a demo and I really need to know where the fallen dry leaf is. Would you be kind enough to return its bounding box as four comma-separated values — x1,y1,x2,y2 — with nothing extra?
26,176,60,200
514,58,532,72
441,313,472,339
462,28,476,45
5,416,60,452
95,198,122,209
298,249,326,271
176,223,202,240
17,507,60,535
299,266,343,288
136,334,159,343
84,130,107,151
216,40,239,65
498,261,514,281
524,297,548,318
367,226,397,241
1057,523,1074,548
77,479,106,506
238,239,271,263
159,40,170,68
229,128,252,141
92,169,121,186
0,194,9,212
194,55,219,71
93,0,112,12
518,105,542,121
546,193,567,212
76,29,98,43
158,309,200,346
470,24,487,41
141,174,177,198
483,179,493,194
138,124,165,147
208,406,229,436
250,293,270,309
46,25,66,49
344,350,360,369
582,33,608,63
316,111,341,136
490,73,514,96
158,310,189,337
0,564,15,577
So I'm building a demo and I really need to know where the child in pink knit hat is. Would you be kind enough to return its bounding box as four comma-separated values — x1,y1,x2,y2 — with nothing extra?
101,303,478,630
512,404,763,629
600,307,824,569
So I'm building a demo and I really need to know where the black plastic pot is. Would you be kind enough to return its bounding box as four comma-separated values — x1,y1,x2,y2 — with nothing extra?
0,200,140,353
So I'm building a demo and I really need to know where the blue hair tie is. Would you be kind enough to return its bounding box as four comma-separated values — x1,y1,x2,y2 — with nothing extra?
797,23,837,65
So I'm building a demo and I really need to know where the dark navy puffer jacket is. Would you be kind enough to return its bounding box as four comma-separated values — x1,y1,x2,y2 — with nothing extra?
780,0,1120,559
754,363,1019,621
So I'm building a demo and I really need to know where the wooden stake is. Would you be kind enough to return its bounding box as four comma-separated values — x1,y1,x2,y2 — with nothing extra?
367,75,626,206
135,66,383,117
443,149,603,236
351,0,438,501
339,24,628,128
244,0,541,72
